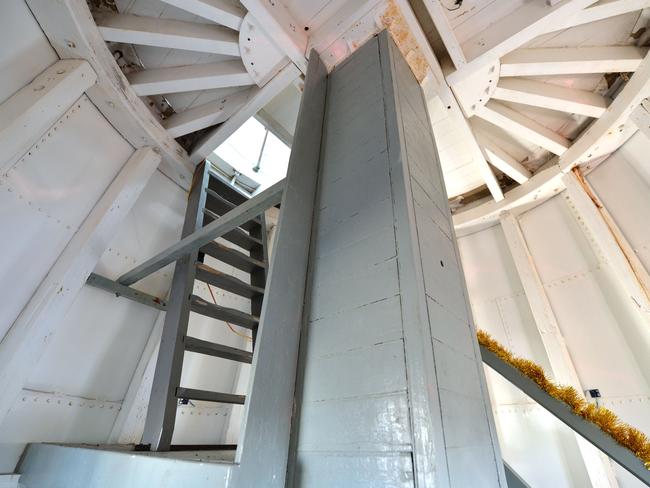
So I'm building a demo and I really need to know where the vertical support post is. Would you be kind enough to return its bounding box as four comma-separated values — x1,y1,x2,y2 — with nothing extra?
141,161,210,450
500,211,619,488
231,50,327,487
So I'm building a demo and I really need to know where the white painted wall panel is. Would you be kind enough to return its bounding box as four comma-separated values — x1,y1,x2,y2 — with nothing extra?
0,1,58,104
0,96,133,342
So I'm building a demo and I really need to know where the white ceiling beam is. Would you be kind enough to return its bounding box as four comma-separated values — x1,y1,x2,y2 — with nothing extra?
160,0,246,31
190,61,300,163
479,137,531,184
492,78,609,118
476,155,505,201
127,60,254,96
163,88,251,137
555,0,650,31
476,100,570,155
26,0,193,189
500,46,648,77
420,0,466,69
240,0,308,74
95,13,240,56
630,98,650,139
447,0,599,85
0,59,96,174
558,49,650,170
0,147,160,427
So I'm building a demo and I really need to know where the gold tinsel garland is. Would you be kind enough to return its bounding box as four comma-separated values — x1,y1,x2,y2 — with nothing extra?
477,330,650,470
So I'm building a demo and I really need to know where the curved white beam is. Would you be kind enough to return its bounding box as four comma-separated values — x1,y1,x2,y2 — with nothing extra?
26,0,193,189
160,0,246,31
492,78,609,118
127,60,253,96
96,13,240,56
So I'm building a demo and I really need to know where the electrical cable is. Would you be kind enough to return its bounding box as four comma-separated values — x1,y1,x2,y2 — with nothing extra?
206,282,253,341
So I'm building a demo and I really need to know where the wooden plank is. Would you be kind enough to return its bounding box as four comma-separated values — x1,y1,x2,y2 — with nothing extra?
160,0,246,31
190,61,300,164
190,295,259,329
478,136,531,184
127,61,254,96
0,60,96,174
240,0,308,73
231,50,327,488
420,0,466,69
163,88,251,138
26,0,193,190
477,100,570,155
184,335,253,363
500,46,648,77
95,13,239,55
0,147,160,426
176,387,245,404
493,78,609,118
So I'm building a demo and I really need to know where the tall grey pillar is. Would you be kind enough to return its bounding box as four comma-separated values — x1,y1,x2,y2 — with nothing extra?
289,32,506,487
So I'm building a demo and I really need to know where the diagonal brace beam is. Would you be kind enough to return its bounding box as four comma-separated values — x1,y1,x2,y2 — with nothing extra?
118,178,285,285
480,345,650,486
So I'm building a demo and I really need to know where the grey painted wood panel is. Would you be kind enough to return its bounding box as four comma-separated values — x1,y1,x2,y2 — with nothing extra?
293,452,414,488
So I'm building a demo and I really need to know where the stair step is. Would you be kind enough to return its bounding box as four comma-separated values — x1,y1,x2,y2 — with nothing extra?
176,387,245,405
195,263,264,298
184,335,253,363
203,208,263,251
205,188,261,231
190,295,259,329
201,241,266,273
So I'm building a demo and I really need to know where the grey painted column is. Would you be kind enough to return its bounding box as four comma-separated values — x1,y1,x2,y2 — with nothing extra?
290,32,505,487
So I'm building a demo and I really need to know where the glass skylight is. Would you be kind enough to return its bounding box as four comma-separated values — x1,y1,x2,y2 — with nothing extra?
213,118,290,193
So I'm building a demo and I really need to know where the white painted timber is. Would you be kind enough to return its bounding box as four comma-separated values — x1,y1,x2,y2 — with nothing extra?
26,0,193,190
163,88,251,137
108,310,165,444
190,61,300,164
160,0,246,31
390,0,502,201
558,50,650,171
95,13,240,56
479,136,531,184
240,0,308,74
420,0,466,69
500,46,648,77
562,170,650,321
630,98,650,139
446,0,599,85
476,101,570,155
0,59,96,174
500,211,620,488
127,60,254,96
555,0,650,31
0,147,160,427
493,78,609,118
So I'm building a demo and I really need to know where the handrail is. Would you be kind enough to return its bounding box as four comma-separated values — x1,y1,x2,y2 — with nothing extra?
117,178,285,286
480,344,650,486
